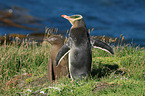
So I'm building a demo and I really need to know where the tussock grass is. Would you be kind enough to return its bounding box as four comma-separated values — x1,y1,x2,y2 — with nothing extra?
0,36,145,96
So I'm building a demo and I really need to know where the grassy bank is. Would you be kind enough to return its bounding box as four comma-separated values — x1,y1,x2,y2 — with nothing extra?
0,40,144,96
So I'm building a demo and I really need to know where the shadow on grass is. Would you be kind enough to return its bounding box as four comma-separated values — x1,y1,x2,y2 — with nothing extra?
91,63,119,78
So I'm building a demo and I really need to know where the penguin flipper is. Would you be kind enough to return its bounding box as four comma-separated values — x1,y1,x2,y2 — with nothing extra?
91,39,114,54
55,44,70,66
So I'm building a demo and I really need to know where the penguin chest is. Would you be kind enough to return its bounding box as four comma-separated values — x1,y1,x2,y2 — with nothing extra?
69,46,91,68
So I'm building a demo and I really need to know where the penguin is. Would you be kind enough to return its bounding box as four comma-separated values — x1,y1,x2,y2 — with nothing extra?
90,37,114,55
44,35,68,82
55,15,114,81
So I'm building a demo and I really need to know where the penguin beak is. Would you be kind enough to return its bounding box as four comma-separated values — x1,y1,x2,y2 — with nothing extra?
61,15,71,20
43,38,57,42
43,38,48,41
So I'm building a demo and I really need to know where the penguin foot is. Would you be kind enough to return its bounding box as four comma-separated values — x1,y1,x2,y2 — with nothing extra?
53,79,57,84
70,79,73,83
65,73,69,78
53,81,56,84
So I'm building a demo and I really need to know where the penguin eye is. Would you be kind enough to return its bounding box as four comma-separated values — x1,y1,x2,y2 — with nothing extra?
50,38,57,41
70,16,80,19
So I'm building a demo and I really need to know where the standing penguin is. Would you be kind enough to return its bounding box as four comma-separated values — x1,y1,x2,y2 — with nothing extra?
45,35,68,82
55,15,114,81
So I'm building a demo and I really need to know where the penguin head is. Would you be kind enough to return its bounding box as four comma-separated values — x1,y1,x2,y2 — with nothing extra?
61,15,86,28
44,35,64,45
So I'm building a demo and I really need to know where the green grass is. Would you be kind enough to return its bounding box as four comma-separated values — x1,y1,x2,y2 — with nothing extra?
0,40,145,96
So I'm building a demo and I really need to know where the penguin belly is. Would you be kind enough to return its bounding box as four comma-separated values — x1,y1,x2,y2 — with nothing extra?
69,46,92,80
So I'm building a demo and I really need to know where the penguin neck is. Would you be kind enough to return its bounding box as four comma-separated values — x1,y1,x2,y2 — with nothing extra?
50,43,64,59
70,27,88,47
52,42,64,48
71,25,86,29
70,19,86,29
50,40,64,51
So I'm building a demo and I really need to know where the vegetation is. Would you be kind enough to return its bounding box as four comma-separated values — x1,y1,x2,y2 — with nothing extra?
0,36,144,96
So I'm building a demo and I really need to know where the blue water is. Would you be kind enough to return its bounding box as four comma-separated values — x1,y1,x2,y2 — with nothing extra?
0,0,145,46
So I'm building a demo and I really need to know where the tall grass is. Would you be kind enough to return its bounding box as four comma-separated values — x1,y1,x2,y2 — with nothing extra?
0,39,50,94
0,35,145,95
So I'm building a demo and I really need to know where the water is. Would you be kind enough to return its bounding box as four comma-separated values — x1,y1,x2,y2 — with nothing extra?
0,0,145,46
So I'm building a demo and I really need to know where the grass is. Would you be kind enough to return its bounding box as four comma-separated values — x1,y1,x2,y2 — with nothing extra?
0,37,145,96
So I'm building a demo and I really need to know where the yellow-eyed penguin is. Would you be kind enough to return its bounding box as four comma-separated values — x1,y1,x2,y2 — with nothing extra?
45,35,68,82
55,15,114,81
